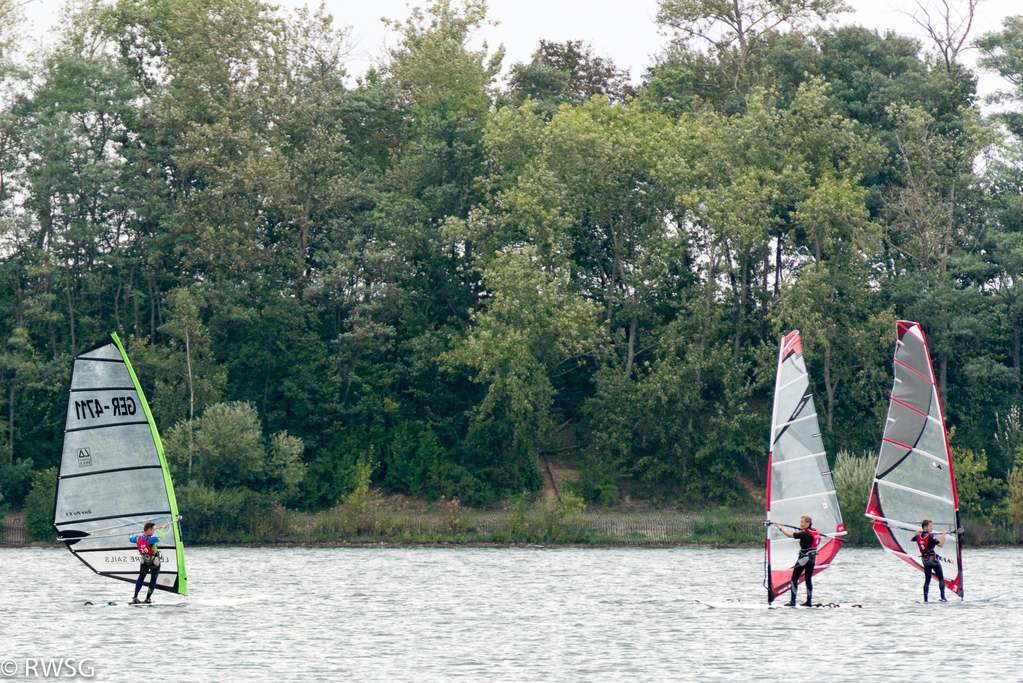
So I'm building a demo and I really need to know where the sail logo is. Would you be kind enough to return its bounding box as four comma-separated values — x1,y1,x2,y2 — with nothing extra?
78,448,92,467
105,551,164,563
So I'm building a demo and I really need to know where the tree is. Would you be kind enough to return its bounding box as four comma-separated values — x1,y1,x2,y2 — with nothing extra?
508,40,634,117
882,104,987,394
905,0,983,73
156,289,225,429
655,0,849,94
163,401,305,496
443,245,601,492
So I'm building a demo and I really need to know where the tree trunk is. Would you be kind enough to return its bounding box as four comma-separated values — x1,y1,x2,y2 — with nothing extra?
1014,315,1021,397
733,246,750,363
625,314,638,375
824,336,835,432
114,274,122,335
148,272,157,339
64,266,77,356
774,234,782,295
605,255,619,338
940,354,947,396
186,328,194,423
8,375,15,454
691,251,718,432
300,187,313,279
132,265,139,337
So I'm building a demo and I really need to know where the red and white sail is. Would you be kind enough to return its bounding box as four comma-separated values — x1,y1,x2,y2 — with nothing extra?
867,321,963,598
766,330,845,601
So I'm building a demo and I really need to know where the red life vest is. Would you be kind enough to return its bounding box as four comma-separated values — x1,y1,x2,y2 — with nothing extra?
916,531,935,560
136,535,155,556
807,527,821,550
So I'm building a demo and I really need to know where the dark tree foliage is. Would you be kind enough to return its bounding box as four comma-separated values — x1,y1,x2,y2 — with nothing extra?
0,0,1021,530
508,40,635,117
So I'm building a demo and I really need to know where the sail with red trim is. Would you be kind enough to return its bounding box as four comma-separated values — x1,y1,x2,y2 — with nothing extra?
765,330,845,602
866,321,963,599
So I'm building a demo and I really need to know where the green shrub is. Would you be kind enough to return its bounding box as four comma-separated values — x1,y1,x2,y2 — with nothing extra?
832,450,874,545
951,447,1004,521
25,468,57,542
490,495,589,543
175,481,283,543
0,453,35,512
573,452,626,507
692,506,757,544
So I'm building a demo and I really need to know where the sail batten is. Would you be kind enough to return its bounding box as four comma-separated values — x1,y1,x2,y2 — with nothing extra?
765,330,845,601
52,333,188,595
867,320,963,599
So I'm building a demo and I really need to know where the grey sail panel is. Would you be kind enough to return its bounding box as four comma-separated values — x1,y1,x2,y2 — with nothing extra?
868,321,962,597
52,335,187,594
766,331,844,598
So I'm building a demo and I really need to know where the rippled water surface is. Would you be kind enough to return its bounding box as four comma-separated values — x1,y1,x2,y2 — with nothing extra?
1,546,1020,682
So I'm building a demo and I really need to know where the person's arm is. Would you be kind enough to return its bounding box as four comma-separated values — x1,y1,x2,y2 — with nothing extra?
936,531,947,548
129,533,138,543
773,523,794,538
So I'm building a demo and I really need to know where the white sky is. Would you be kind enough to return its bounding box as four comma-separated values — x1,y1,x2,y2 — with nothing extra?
19,0,1021,98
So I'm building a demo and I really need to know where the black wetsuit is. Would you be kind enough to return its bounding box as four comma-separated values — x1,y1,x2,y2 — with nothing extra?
789,530,817,603
911,532,945,601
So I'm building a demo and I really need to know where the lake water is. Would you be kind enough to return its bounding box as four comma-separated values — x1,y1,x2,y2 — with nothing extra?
0,546,1020,682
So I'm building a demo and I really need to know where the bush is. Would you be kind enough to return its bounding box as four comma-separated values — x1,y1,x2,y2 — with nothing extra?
951,447,1004,520
1004,467,1023,542
174,481,284,543
25,468,57,542
573,452,627,507
692,506,758,544
0,453,35,512
832,450,874,545
490,494,589,544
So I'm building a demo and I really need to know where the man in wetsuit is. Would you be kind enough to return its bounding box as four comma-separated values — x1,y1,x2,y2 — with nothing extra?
128,521,162,604
910,520,947,602
773,515,820,607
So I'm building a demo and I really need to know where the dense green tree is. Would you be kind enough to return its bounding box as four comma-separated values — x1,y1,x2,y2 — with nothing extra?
1,0,1022,528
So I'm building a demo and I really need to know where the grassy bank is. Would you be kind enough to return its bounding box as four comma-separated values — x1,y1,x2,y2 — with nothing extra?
2,500,765,547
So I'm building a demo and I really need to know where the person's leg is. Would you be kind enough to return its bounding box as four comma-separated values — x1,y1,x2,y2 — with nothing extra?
923,565,933,602
145,563,160,602
789,564,805,605
934,563,946,600
802,563,815,605
133,563,149,601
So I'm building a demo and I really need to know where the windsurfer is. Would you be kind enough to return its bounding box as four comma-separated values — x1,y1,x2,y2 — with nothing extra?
128,522,162,604
910,520,947,602
773,516,820,606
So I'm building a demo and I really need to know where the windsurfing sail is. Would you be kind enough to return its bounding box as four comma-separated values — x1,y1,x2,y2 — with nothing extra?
52,333,187,595
765,330,845,602
866,321,963,599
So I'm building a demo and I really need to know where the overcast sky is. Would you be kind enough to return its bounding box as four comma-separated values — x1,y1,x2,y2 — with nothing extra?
20,0,1021,98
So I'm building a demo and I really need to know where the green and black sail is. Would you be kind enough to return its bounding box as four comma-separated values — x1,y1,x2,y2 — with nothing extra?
52,333,187,595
